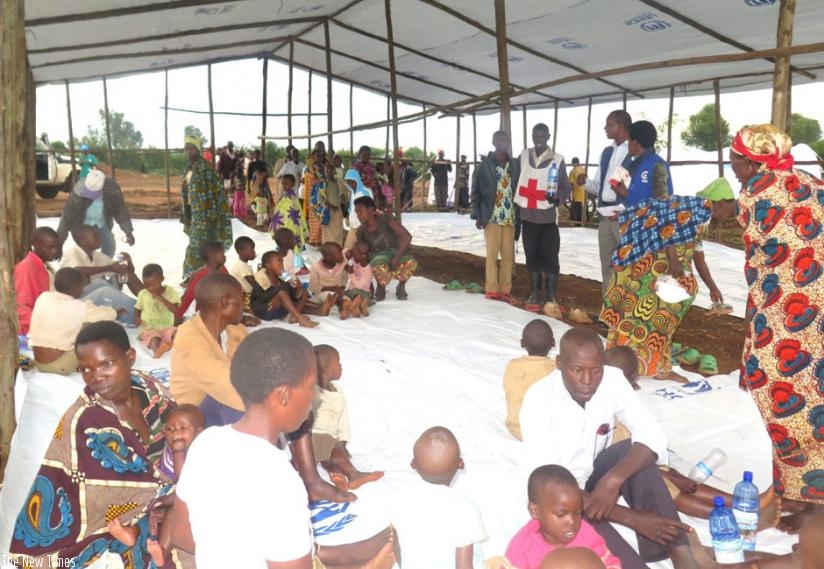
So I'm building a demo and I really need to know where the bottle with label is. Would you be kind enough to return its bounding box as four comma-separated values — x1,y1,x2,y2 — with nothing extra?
732,471,759,551
114,253,129,285
709,496,745,563
688,448,727,483
546,161,559,201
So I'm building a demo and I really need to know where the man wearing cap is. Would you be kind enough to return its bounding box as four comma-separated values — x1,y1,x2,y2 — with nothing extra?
78,144,98,178
57,169,135,258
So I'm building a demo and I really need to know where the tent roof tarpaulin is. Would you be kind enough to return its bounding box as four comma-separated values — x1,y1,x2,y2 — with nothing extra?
26,0,824,110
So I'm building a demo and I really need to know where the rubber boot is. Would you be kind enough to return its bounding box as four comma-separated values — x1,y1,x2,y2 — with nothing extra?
525,272,542,312
542,273,563,319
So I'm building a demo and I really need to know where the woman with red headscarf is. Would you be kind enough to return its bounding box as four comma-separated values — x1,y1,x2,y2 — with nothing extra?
730,124,824,532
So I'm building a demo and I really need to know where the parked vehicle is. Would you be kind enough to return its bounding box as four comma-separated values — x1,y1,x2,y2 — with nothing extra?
35,135,77,199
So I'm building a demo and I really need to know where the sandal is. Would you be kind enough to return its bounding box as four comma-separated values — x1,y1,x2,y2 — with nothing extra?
698,354,719,376
485,291,501,300
675,347,701,366
442,279,464,291
464,282,483,294
498,293,512,303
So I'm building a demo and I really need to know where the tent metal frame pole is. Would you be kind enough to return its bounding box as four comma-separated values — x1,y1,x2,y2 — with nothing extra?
384,0,402,219
583,96,592,227
102,77,115,180
164,70,171,219
287,41,294,146
494,0,512,151
307,69,313,152
324,20,333,150
522,106,527,149
207,64,215,162
472,111,477,164
261,58,269,157
666,87,675,163
349,82,354,156
714,80,723,178
771,0,796,131
65,80,77,187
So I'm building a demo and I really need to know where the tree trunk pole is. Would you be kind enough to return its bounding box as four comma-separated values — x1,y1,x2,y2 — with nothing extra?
324,19,334,151
714,80,723,178
164,70,171,219
207,64,215,164
65,80,77,187
472,111,478,165
494,0,512,152
423,104,428,159
522,106,527,149
308,69,313,152
455,114,461,211
771,0,795,132
666,86,674,163
102,76,115,180
583,96,592,227
349,82,354,156
385,96,390,157
622,91,627,111
384,0,402,220
288,41,294,146
261,57,269,157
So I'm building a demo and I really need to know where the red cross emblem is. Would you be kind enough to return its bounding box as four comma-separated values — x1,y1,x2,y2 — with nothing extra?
518,178,545,209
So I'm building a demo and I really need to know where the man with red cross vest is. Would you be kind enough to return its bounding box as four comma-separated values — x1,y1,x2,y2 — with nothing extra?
514,122,571,317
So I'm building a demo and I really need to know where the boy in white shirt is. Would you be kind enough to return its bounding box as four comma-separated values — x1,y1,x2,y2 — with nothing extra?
228,236,257,310
393,426,486,569
29,267,118,374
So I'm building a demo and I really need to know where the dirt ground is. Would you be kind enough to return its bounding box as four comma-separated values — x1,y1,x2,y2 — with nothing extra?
38,168,746,374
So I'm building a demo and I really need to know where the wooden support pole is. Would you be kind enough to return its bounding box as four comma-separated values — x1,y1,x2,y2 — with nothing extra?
384,0,402,218
349,82,354,156
714,80,723,178
494,0,512,150
261,58,268,157
324,19,333,150
455,114,461,210
207,64,215,163
385,96,390,156
164,70,171,219
102,77,115,180
583,96,592,227
307,69,313,152
423,104,428,159
65,80,77,187
287,41,294,146
622,92,627,110
552,100,559,148
472,111,478,164
666,87,674,163
771,0,795,132
522,106,527,149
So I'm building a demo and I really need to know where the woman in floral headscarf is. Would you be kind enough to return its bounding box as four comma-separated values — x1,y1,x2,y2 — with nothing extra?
731,124,824,530
303,141,330,247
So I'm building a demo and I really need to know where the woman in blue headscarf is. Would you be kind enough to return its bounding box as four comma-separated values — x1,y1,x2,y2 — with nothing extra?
343,168,373,250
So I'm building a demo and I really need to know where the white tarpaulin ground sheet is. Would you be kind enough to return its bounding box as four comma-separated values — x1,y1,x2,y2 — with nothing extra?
0,217,797,568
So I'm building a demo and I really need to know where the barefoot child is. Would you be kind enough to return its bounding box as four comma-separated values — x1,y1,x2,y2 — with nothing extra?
308,242,348,318
274,227,304,277
312,345,383,491
229,236,257,311
135,264,180,358
503,319,556,439
251,250,318,328
505,465,621,569
254,185,270,228
177,240,228,319
344,241,373,318
392,426,486,569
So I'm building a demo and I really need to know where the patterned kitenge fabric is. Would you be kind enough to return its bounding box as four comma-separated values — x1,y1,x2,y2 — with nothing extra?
305,156,330,245
180,156,233,277
10,373,178,568
601,197,712,377
270,186,309,251
738,167,824,503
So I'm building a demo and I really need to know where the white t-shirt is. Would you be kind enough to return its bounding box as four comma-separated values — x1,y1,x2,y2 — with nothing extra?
229,259,254,293
392,478,486,569
60,245,114,281
177,425,313,569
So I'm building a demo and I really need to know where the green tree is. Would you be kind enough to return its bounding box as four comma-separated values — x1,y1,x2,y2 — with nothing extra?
789,113,822,145
681,104,731,151
84,109,143,149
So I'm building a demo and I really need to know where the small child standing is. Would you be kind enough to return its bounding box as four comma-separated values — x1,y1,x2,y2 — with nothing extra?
505,465,621,569
308,242,348,318
312,345,383,491
503,319,556,440
344,241,373,318
392,426,486,569
251,250,317,328
270,173,308,251
254,186,270,228
274,227,303,277
229,236,257,311
135,264,180,358
176,241,228,319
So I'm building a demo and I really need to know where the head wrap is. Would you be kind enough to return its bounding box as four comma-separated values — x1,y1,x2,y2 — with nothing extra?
75,169,105,200
184,134,202,151
696,178,735,201
731,124,794,171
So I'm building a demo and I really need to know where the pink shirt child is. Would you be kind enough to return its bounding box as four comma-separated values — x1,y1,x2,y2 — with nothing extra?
505,519,621,569
347,260,373,292
14,251,54,335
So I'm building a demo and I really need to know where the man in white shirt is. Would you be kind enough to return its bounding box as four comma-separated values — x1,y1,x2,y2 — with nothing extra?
520,328,698,569
582,111,632,295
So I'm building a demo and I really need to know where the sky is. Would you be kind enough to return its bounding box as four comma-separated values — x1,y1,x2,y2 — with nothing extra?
35,57,824,164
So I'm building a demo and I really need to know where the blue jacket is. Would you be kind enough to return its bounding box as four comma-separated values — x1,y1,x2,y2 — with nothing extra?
626,150,673,206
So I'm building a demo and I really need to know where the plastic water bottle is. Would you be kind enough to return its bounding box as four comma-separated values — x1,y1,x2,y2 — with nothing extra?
709,496,745,563
688,448,727,483
732,471,759,551
114,253,129,284
546,162,559,200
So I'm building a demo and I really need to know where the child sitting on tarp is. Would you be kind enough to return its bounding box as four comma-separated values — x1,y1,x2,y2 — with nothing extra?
308,242,348,318
311,345,383,491
177,240,229,320
135,263,180,358
343,241,373,318
250,250,317,328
